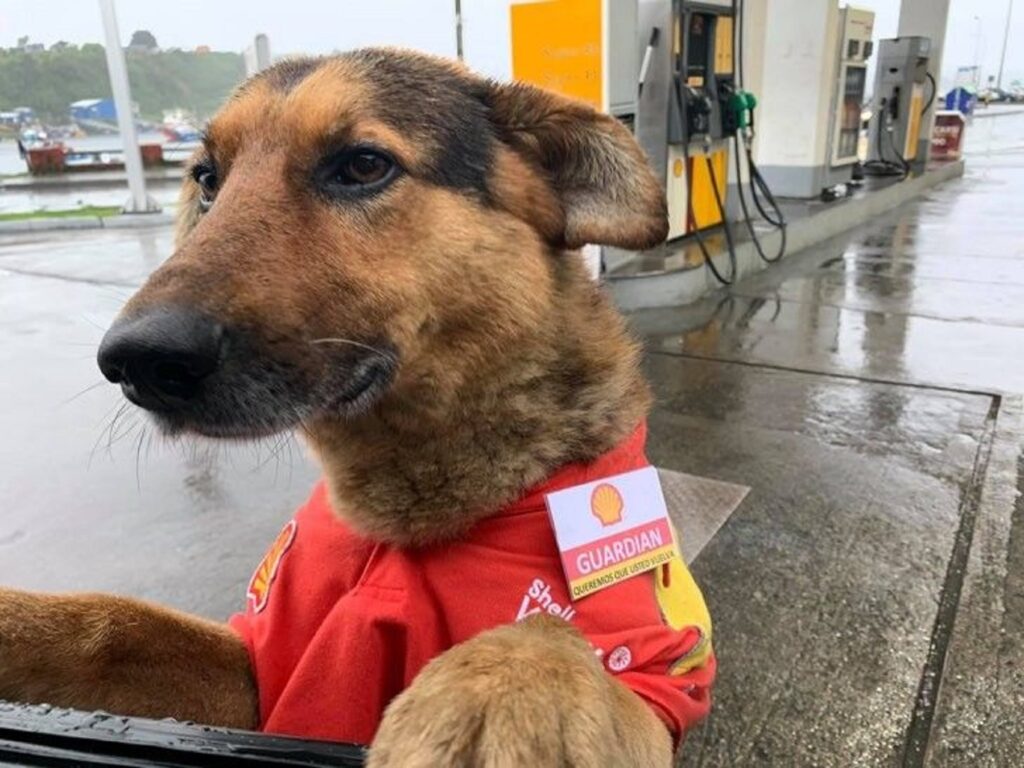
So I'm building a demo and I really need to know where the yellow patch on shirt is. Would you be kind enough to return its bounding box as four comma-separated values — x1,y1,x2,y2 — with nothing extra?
654,526,714,675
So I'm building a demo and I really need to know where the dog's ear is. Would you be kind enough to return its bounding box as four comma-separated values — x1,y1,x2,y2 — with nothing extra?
482,81,668,250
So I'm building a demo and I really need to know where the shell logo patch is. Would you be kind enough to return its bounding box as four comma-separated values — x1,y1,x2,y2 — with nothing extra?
247,520,297,614
590,483,624,527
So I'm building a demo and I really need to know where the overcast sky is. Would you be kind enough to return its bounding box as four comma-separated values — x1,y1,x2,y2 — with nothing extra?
0,0,1020,87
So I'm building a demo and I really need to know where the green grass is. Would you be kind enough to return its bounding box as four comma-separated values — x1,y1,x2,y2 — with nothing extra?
0,205,121,222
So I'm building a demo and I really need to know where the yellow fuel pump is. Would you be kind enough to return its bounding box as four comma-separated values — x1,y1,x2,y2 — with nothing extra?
666,3,735,240
497,0,784,283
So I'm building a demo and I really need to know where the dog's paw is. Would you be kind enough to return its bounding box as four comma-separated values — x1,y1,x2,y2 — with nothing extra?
367,616,671,768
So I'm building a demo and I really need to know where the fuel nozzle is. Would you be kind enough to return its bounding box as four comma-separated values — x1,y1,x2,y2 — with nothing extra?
731,91,757,130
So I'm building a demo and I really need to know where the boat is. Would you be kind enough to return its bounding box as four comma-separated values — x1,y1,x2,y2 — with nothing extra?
21,139,168,175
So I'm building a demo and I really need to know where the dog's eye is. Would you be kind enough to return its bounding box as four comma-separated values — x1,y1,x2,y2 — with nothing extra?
341,152,392,185
320,148,398,195
196,170,217,195
191,163,218,211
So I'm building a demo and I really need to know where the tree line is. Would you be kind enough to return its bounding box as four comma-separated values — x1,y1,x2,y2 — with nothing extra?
0,44,245,123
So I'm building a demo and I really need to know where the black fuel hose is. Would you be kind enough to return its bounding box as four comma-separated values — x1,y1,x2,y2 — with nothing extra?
731,0,787,262
675,77,736,285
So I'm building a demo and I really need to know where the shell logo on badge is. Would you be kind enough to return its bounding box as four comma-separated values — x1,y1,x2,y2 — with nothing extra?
590,483,624,527
247,519,297,614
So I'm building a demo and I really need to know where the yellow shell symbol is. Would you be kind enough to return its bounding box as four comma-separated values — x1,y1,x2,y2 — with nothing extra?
590,483,624,527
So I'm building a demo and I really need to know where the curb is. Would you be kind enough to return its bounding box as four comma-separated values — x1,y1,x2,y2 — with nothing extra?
0,211,174,234
609,160,966,311
972,108,1024,119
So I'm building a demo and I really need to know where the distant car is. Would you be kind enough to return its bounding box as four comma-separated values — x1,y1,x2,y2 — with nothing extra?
979,87,1012,104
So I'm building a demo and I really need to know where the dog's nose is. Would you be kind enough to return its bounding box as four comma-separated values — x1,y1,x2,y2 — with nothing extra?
97,308,224,407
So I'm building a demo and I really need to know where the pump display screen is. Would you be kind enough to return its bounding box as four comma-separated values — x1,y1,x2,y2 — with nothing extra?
685,14,711,86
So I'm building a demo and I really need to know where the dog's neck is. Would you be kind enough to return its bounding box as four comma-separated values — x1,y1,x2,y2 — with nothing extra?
307,257,650,547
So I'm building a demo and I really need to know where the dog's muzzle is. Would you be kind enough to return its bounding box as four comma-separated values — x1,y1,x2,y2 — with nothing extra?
98,306,398,437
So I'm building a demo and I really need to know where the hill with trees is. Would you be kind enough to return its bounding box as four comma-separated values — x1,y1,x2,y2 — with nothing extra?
0,41,245,123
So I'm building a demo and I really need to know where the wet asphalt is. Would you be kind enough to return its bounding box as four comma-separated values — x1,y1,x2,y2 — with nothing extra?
635,117,1024,766
0,227,320,615
1,115,1023,765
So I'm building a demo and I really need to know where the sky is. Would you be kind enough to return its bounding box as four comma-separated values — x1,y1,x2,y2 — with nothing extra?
0,0,1021,88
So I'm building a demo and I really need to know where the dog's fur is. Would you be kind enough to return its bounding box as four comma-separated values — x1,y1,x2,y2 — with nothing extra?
0,50,673,765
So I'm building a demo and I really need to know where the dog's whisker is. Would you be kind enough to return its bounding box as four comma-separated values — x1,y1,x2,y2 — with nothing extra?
90,401,130,466
106,406,137,453
108,413,142,454
134,425,148,491
255,430,289,474
96,397,124,425
79,315,108,333
308,337,395,358
271,433,286,483
89,401,123,466
59,380,108,407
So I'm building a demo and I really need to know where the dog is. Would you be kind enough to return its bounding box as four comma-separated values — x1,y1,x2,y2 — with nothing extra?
0,49,714,766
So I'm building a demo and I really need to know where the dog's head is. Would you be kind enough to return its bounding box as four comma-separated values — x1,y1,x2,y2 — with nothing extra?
97,49,666,439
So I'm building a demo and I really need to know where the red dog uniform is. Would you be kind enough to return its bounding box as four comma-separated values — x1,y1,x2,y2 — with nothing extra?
231,424,715,745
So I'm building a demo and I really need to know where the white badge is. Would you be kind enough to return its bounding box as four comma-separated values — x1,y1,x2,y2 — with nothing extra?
545,466,679,601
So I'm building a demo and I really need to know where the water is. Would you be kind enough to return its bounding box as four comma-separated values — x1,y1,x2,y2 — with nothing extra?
0,132,190,215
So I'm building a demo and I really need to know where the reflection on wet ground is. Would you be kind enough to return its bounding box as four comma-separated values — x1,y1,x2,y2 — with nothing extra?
634,164,1024,394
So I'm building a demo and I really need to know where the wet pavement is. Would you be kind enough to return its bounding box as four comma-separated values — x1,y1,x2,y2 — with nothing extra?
636,114,1024,766
0,227,319,617
1,115,1023,765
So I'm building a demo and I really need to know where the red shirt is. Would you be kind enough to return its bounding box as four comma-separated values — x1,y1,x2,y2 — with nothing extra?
230,424,715,746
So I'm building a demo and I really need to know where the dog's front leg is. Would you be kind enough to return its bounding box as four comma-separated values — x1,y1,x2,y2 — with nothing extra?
0,588,257,728
369,616,673,768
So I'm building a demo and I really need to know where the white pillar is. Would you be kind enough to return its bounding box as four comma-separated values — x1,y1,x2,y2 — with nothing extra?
244,34,272,78
751,0,839,198
997,0,1016,90
898,0,951,164
98,0,159,214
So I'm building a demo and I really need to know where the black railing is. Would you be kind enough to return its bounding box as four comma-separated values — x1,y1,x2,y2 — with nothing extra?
0,701,366,767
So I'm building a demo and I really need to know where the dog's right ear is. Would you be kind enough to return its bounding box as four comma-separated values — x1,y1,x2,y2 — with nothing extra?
481,81,668,251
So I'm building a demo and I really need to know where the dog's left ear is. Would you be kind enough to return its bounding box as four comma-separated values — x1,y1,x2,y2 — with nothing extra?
482,80,668,250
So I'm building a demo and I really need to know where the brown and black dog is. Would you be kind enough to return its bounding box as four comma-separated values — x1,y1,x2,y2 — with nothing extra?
0,50,709,765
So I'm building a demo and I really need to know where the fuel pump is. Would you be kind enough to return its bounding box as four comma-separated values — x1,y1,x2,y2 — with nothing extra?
865,36,933,177
635,0,786,284
665,2,736,242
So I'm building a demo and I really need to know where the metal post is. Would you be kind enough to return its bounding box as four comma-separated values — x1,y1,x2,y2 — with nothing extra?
455,0,464,60
98,0,158,213
973,16,983,88
997,0,1015,90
